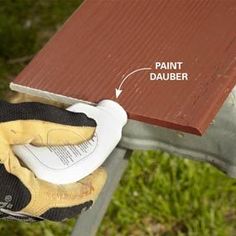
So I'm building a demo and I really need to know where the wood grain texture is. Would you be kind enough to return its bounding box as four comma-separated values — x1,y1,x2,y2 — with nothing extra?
12,0,236,135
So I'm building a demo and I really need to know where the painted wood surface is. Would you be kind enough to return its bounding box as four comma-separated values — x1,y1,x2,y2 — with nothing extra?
12,0,236,135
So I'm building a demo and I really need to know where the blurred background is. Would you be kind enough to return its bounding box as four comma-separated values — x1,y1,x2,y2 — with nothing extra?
0,1,236,235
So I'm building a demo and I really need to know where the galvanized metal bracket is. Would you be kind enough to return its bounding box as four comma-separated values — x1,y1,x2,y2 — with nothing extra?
120,87,236,177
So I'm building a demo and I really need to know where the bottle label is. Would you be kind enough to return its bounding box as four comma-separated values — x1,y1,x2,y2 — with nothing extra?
14,134,98,170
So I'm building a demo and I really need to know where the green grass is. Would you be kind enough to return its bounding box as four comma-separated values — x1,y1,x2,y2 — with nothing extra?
98,151,236,236
0,0,83,98
0,1,236,235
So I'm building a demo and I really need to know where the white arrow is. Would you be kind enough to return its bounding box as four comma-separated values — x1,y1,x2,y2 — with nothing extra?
115,67,152,98
115,88,123,98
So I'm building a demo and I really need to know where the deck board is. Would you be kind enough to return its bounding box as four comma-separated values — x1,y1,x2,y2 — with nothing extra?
11,0,236,135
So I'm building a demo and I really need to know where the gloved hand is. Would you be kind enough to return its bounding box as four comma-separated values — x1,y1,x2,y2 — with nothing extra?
0,100,107,222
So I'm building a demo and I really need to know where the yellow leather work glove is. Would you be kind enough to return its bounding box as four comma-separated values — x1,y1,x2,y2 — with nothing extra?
0,100,106,222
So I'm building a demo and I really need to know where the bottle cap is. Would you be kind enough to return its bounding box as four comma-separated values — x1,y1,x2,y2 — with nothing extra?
97,100,128,127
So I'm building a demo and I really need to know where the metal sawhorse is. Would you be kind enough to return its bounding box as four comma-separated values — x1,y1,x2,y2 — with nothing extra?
72,88,236,236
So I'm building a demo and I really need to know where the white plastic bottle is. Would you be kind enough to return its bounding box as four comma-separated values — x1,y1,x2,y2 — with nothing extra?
13,100,127,184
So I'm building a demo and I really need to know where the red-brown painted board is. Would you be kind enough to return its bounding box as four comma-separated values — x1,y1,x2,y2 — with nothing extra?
12,0,236,135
